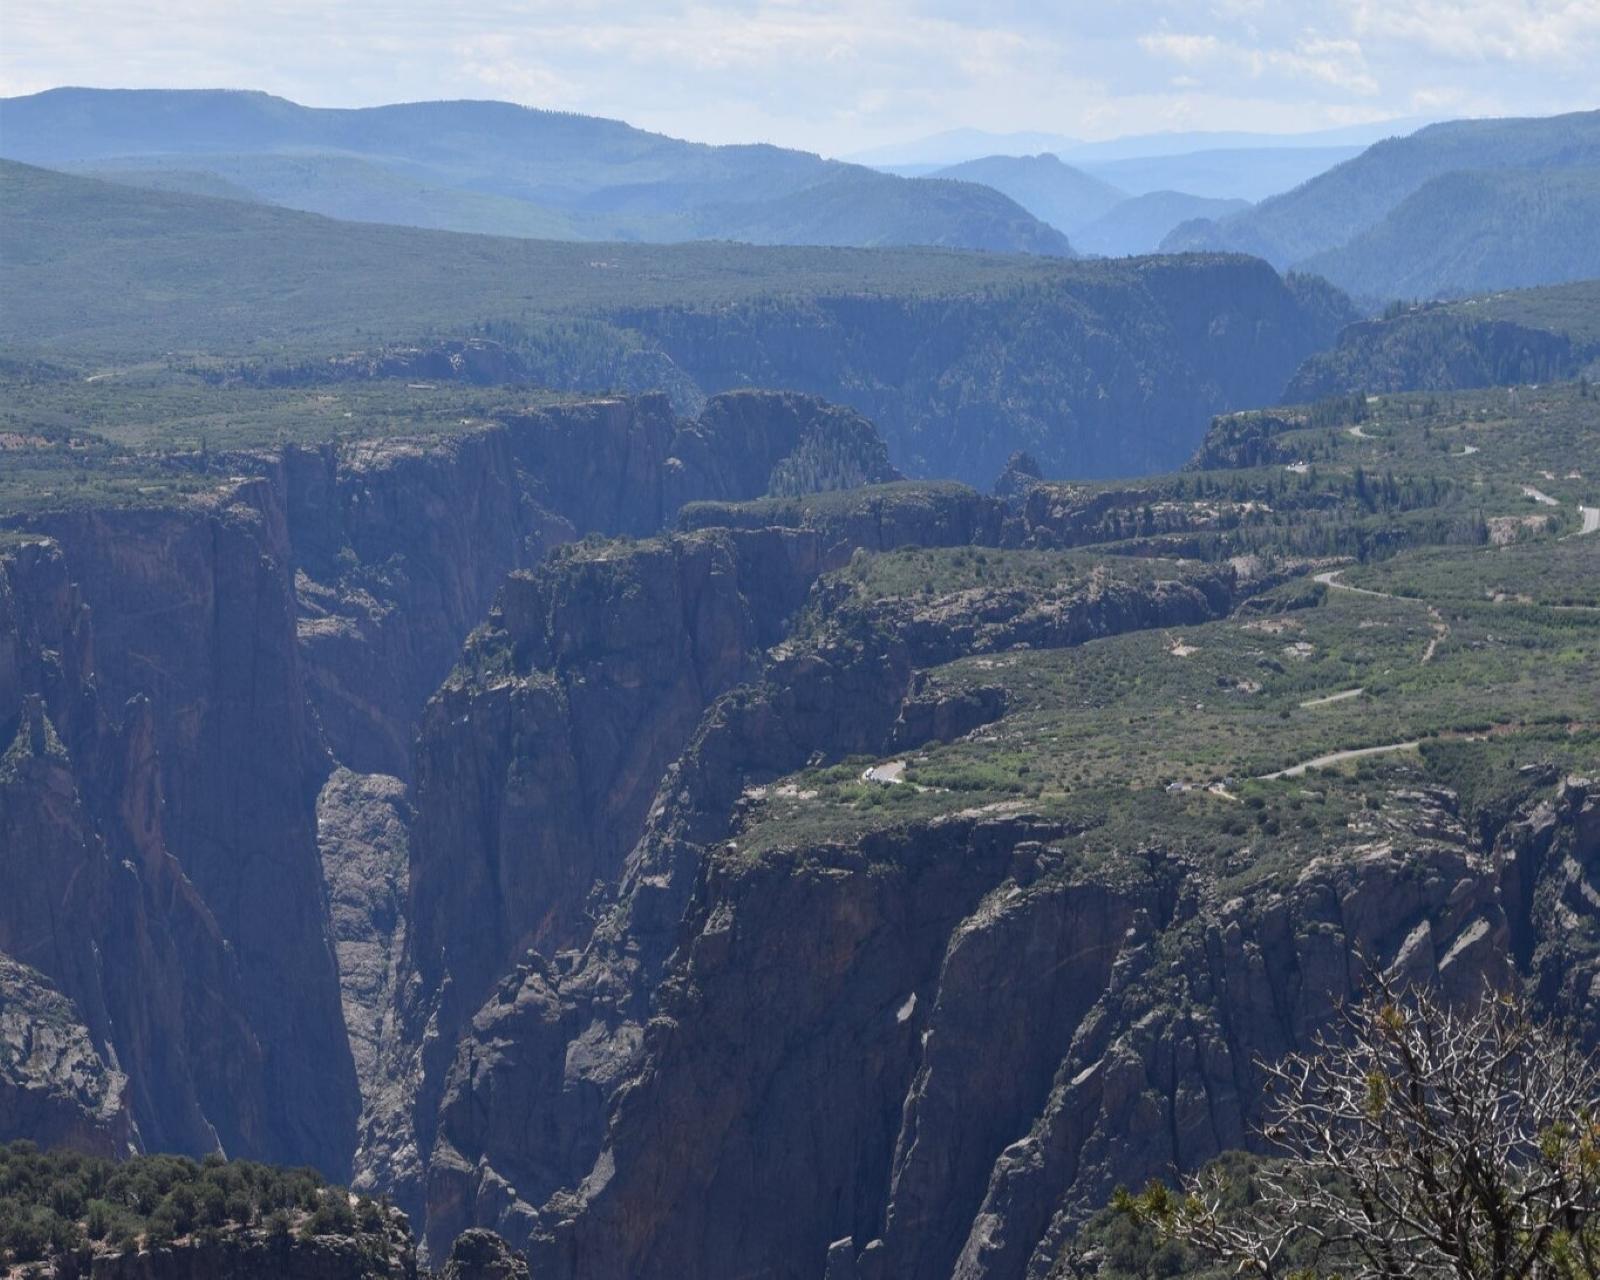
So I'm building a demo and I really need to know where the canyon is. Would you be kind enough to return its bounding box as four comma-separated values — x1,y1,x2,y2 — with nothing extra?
4,378,1596,1277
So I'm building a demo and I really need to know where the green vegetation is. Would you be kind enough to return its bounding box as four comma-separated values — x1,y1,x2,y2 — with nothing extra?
730,379,1600,870
1164,109,1600,283
1299,167,1600,303
0,160,1078,362
0,160,1352,483
1120,982,1600,1279
679,480,984,532
0,1141,407,1268
1461,279,1600,346
1166,381,1600,560
0,367,587,516
1283,283,1600,401
1053,1153,1293,1279
830,545,1178,599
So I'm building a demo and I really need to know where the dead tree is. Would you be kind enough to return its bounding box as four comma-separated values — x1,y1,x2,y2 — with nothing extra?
1135,977,1600,1279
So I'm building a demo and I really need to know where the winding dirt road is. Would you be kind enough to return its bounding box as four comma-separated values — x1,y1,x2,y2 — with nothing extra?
1261,740,1422,780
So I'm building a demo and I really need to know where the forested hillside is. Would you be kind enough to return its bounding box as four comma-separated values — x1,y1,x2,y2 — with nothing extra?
0,161,1352,481
1298,167,1600,301
0,88,1071,255
1163,110,1600,298
1285,280,1600,399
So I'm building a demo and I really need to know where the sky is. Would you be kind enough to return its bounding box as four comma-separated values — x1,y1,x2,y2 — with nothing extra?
3,0,1598,156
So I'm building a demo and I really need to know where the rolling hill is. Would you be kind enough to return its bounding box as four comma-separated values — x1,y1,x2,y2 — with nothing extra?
0,159,1351,482
928,153,1127,233
0,87,1071,255
1297,167,1600,302
80,152,583,238
1284,278,1600,400
1073,190,1250,257
1162,110,1600,287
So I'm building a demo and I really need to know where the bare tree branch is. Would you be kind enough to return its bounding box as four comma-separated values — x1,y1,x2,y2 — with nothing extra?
1131,978,1600,1279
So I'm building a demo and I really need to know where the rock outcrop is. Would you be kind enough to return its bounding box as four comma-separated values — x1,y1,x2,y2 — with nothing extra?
0,955,132,1157
283,391,907,778
438,1229,531,1280
317,769,411,1106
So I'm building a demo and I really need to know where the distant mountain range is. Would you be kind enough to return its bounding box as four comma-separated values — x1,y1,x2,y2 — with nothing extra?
0,88,1072,257
1164,110,1600,300
843,119,1425,167
1298,167,1600,301
918,154,1251,257
1073,191,1251,257
929,155,1127,234
1075,146,1365,202
875,145,1374,205
7,90,1596,299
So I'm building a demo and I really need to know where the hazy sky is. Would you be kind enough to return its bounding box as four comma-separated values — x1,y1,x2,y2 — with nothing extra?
4,1,1597,154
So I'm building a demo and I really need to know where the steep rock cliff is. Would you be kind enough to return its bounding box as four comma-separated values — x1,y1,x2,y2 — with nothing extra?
0,538,273,1163
284,391,902,778
1,389,907,1183
622,256,1353,484
520,781,1572,1280
389,533,1247,1260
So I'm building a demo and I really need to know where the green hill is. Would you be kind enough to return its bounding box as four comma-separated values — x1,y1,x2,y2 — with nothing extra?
0,87,1070,255
79,153,582,239
1284,279,1600,400
1298,168,1600,302
1162,111,1600,280
0,160,1350,482
0,158,1068,355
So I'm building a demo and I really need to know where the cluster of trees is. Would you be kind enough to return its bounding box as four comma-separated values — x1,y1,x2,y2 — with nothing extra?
0,1145,397,1266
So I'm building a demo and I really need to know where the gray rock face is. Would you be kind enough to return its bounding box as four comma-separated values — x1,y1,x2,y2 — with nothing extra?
20,490,359,1175
380,527,1256,1264
0,953,132,1156
0,539,271,1162
0,389,908,1185
378,499,1594,1279
318,769,411,1106
515,794,1546,1280
281,390,905,779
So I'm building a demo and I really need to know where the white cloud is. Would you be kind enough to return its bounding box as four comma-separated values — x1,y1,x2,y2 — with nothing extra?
1345,0,1600,65
1,0,1595,153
